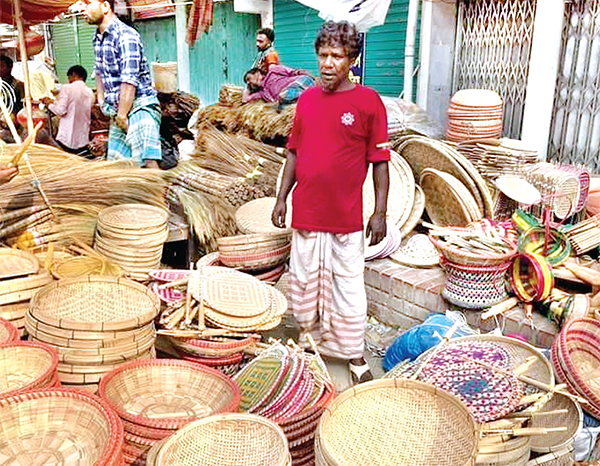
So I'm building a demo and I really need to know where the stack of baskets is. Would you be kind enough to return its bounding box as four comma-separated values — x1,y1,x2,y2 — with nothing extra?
446,89,503,142
95,204,169,281
98,358,241,465
0,248,53,336
169,334,258,376
0,388,124,465
146,413,291,466
234,344,336,465
217,232,291,285
430,229,518,309
527,448,575,466
0,317,18,343
476,436,531,466
551,317,600,418
25,276,160,393
315,379,479,466
188,266,288,332
0,341,60,395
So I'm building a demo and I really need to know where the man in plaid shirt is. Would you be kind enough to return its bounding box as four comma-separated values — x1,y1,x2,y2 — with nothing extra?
82,0,162,168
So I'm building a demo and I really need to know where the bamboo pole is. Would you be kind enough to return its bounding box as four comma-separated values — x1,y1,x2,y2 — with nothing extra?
0,95,22,143
13,0,34,135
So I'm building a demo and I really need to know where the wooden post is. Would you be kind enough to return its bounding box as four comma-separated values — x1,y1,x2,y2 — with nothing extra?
13,0,35,135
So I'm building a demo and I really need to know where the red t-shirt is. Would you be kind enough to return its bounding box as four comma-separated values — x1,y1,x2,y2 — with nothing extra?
287,85,390,233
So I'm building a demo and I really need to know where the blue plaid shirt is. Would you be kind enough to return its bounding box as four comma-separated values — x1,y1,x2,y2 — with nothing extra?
93,18,156,108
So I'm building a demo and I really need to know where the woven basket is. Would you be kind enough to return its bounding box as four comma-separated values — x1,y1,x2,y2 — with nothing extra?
155,413,290,466
0,341,59,396
429,232,518,266
0,317,19,344
219,243,291,271
98,358,241,430
0,247,39,280
317,379,478,466
0,388,124,465
530,393,582,453
440,257,511,308
527,447,574,466
169,334,258,358
217,232,291,253
179,352,244,377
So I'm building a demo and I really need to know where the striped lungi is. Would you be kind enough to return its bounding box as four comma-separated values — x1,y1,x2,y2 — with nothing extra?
289,229,366,360
107,100,162,164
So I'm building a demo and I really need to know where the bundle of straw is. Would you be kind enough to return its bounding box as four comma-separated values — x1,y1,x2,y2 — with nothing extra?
563,214,600,255
219,84,244,108
237,101,295,143
193,104,243,134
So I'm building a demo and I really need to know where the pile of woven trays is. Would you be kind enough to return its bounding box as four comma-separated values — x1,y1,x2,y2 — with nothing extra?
217,231,291,285
0,388,124,465
98,358,241,466
169,333,259,376
95,204,169,281
0,341,60,395
446,89,503,142
429,222,518,309
315,378,479,466
188,266,288,332
25,276,160,392
552,317,600,418
0,248,53,336
146,413,291,466
234,343,336,466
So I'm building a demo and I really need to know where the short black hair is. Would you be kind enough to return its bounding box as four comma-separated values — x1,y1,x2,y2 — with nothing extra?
257,28,275,43
244,67,264,83
105,0,115,11
0,55,13,69
315,21,362,60
67,65,88,81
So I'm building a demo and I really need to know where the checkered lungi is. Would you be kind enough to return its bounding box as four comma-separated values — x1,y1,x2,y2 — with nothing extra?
280,75,316,105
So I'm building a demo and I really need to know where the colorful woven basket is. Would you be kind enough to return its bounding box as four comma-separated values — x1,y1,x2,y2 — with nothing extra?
441,257,511,308
518,226,571,266
0,317,19,344
509,252,554,303
430,231,517,267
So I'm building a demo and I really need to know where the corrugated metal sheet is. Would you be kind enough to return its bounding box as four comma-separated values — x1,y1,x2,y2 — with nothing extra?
135,16,178,63
273,0,414,97
51,16,97,88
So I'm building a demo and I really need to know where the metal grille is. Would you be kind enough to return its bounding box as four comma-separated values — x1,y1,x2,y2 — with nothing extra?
548,0,600,171
453,0,537,138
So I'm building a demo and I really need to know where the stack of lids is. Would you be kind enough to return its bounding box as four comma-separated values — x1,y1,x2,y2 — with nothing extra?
188,266,288,332
0,341,60,395
0,248,53,336
98,358,241,465
397,135,494,225
217,231,291,285
25,275,160,393
146,413,291,466
364,221,403,261
95,204,169,281
170,334,259,377
236,197,292,235
446,89,503,142
234,343,336,466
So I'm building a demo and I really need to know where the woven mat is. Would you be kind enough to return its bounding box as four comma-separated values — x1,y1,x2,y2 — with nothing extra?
0,248,39,280
98,204,169,230
202,273,272,318
236,198,292,235
389,234,439,268
420,168,479,226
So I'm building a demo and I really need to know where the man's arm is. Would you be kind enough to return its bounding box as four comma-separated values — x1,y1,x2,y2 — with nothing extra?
116,83,136,131
45,86,69,117
96,75,105,107
271,149,296,228
366,161,389,246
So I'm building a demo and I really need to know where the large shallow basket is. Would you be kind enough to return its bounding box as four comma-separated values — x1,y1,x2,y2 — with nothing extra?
155,413,290,466
317,379,478,466
530,393,582,453
98,358,241,430
0,317,18,344
429,232,517,266
0,388,124,465
0,341,59,396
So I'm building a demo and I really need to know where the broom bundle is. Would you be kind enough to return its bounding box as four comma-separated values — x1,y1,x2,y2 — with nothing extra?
193,104,243,133
237,101,295,142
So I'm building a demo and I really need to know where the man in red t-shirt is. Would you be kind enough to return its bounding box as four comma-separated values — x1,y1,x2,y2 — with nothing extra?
272,21,390,385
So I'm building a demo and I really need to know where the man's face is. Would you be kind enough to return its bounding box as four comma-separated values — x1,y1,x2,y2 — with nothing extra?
82,0,107,25
256,33,271,51
246,72,264,92
317,46,352,92
0,62,10,80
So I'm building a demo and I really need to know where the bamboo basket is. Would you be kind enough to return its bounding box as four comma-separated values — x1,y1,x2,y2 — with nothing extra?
0,317,18,343
0,341,59,396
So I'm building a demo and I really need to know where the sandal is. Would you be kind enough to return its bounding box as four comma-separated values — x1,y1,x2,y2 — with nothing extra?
349,361,373,385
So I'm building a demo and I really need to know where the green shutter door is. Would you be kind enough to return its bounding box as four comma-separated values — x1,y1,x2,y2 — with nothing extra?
273,0,417,97
51,17,97,88
135,17,178,64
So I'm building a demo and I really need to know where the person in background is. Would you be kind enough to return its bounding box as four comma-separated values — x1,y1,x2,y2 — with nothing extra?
41,65,94,157
271,21,390,386
252,28,279,75
0,55,24,116
82,0,162,168
242,65,315,107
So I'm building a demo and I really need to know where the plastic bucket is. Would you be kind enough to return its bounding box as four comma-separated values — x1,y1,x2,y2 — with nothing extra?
151,62,178,92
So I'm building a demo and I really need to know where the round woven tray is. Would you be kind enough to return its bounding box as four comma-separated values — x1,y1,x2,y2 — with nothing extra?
217,232,291,254
219,243,291,271
0,247,39,280
202,271,272,318
0,341,58,396
52,256,123,279
0,301,29,321
0,388,124,465
98,358,241,430
0,317,19,344
390,234,439,268
399,184,425,238
451,90,503,107
98,204,169,231
155,413,290,466
30,275,160,331
236,198,292,234
530,392,582,453
0,271,54,305
317,379,479,466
